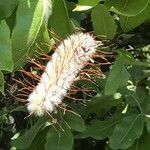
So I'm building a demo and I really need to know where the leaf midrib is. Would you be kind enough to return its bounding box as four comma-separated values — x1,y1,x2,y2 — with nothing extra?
116,115,141,147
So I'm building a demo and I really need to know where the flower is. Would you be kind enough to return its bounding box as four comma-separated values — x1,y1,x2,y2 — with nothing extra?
27,32,101,116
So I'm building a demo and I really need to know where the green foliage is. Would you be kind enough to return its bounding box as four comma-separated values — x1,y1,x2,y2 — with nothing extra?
48,0,72,37
78,114,123,140
78,0,100,6
0,21,13,93
11,0,52,69
45,124,73,150
146,117,150,133
105,55,130,95
12,117,47,149
105,0,149,16
28,127,49,150
0,0,150,150
127,129,150,150
73,0,100,11
63,112,86,132
109,114,144,149
91,4,117,39
86,93,122,115
120,2,150,32
0,0,18,20
0,21,13,71
0,71,4,94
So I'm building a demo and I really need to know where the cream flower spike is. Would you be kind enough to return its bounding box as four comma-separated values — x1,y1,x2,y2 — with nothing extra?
27,32,102,116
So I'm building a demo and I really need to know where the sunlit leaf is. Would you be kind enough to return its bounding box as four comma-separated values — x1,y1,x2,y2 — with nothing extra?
105,0,149,16
91,4,117,39
73,0,100,11
78,0,100,6
0,21,13,71
120,2,150,32
11,0,52,69
48,0,72,38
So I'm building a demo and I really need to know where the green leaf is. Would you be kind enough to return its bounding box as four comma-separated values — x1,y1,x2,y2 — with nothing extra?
64,112,86,132
105,57,130,95
120,2,150,32
128,66,145,82
48,0,72,38
45,124,73,150
11,117,47,149
142,93,150,115
11,0,52,69
87,93,122,115
105,0,149,16
127,129,150,150
79,115,123,140
78,0,100,6
0,21,13,71
27,25,52,58
145,117,150,133
0,0,18,20
27,127,49,150
0,71,4,94
91,4,117,39
125,86,145,107
76,79,100,93
118,51,146,66
73,0,100,11
109,114,144,149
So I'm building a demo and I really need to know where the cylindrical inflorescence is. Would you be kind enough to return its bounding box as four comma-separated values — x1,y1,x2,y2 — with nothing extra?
27,32,102,116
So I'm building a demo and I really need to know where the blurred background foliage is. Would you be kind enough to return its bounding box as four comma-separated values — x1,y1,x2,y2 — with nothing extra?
0,0,150,150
